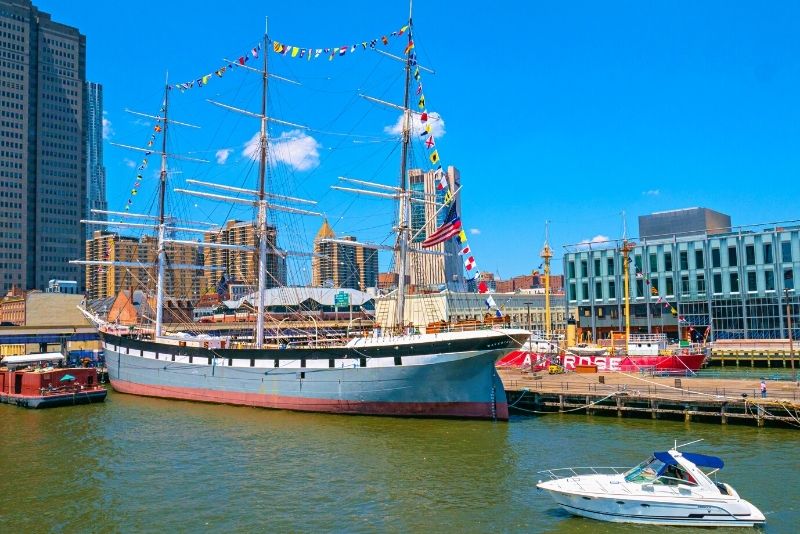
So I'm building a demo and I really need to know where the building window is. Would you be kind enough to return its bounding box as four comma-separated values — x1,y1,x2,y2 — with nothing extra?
711,248,720,268
636,279,643,298
696,273,705,295
650,278,658,293
581,282,589,300
610,307,619,319
649,253,658,272
568,282,576,301
695,249,704,269
634,254,642,272
680,250,688,270
595,281,602,299
765,270,775,291
745,244,755,266
568,261,575,278
681,275,689,296
581,259,588,278
607,257,615,276
665,277,674,296
782,241,793,262
596,306,604,318
594,258,601,276
664,252,672,271
608,280,616,299
730,272,739,293
713,273,722,294
747,271,757,292
764,243,773,263
785,268,795,290
728,246,737,267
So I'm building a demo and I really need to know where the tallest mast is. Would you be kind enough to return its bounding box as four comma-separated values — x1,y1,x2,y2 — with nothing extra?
155,79,169,338
395,0,414,331
256,18,269,349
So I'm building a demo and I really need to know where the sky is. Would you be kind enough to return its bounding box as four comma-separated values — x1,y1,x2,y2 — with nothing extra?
37,0,800,281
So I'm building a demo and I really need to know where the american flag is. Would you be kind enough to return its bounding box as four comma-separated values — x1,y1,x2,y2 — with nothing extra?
422,203,461,248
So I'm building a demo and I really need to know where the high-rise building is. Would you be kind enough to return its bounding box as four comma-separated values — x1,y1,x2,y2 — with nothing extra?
85,230,202,301
85,81,106,239
202,220,286,292
0,0,87,292
406,166,463,289
312,220,378,290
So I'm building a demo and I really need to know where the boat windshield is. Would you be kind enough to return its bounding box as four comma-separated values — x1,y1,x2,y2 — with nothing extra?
623,456,698,486
624,457,665,483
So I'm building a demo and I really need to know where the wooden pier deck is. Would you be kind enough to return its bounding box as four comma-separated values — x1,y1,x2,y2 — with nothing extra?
499,368,800,428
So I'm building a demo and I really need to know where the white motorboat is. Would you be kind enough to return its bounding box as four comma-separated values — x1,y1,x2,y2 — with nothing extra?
537,447,765,527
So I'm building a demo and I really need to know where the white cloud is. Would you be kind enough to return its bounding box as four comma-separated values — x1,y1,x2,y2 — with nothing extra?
469,228,481,235
215,148,232,165
577,234,612,250
102,112,113,140
384,111,446,138
642,189,660,196
243,129,321,171
123,158,136,168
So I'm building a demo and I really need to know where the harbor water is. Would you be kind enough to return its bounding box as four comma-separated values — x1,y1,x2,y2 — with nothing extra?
1,390,797,533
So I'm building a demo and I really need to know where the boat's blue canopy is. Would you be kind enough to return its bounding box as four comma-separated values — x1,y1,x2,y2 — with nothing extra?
654,451,724,470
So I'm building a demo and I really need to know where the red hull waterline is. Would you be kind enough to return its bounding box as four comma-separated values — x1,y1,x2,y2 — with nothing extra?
111,379,510,420
497,351,706,372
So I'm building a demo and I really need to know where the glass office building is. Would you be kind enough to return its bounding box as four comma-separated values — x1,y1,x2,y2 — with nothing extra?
564,218,799,341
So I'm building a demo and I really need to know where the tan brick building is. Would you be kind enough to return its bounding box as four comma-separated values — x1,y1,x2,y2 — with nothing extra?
85,231,202,301
202,220,286,292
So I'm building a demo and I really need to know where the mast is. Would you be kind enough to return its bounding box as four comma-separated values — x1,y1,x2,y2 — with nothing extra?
540,221,552,337
256,19,269,349
155,79,169,337
395,1,414,331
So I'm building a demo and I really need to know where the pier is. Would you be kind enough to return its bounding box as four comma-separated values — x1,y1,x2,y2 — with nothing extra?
500,369,800,428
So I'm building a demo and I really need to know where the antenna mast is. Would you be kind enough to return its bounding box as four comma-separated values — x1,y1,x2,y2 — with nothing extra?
394,1,413,331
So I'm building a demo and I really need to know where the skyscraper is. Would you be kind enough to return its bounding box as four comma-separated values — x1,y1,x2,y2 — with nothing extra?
85,81,106,240
312,220,378,290
0,0,87,292
202,220,286,292
85,230,202,301
406,165,463,289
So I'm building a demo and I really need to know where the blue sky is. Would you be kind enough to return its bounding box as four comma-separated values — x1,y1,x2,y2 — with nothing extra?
41,1,800,280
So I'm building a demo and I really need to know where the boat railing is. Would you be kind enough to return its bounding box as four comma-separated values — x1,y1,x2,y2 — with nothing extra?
537,466,629,480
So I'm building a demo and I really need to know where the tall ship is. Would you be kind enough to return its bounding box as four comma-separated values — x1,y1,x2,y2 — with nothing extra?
76,10,528,419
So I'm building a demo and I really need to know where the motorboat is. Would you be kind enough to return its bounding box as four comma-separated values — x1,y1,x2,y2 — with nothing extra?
537,446,765,527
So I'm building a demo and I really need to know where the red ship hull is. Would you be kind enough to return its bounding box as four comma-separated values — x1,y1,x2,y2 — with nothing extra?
497,351,706,372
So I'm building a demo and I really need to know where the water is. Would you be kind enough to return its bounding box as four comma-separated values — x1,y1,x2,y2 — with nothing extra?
1,391,798,533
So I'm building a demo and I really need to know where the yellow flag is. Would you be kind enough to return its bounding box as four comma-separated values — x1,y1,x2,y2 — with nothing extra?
273,41,282,53
458,230,467,242
429,150,439,164
292,47,300,58
444,190,453,204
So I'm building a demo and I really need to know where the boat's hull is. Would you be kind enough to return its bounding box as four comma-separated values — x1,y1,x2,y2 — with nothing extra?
0,388,107,408
542,489,765,527
498,351,706,372
102,331,524,420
